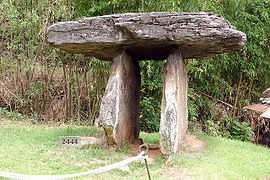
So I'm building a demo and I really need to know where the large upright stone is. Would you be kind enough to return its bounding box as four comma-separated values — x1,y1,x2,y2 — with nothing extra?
99,50,140,145
160,48,188,155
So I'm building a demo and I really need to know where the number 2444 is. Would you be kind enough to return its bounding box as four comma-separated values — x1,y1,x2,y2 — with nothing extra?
62,139,78,144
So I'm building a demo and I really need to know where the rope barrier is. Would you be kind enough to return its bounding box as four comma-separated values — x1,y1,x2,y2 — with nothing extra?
0,151,146,180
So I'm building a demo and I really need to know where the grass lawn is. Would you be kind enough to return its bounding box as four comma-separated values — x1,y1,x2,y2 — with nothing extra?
0,121,270,179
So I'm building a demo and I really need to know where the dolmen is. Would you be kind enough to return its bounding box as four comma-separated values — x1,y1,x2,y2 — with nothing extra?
47,12,246,155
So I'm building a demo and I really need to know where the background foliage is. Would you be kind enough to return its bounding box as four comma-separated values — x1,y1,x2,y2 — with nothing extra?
0,0,269,143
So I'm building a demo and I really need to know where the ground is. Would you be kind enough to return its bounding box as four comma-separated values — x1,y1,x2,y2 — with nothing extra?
0,119,270,179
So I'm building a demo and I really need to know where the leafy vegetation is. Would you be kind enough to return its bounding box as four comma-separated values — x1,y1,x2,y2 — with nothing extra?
0,0,269,143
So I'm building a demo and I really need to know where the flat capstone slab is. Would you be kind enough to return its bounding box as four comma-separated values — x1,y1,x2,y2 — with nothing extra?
47,12,246,61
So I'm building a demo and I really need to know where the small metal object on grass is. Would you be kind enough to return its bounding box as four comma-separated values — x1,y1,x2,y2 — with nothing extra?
139,144,151,180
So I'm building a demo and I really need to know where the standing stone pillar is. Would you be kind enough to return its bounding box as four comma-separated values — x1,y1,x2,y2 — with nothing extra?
160,48,188,155
99,50,140,146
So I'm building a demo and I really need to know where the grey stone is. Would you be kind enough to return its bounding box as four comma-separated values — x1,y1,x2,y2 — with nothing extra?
80,137,102,146
160,48,188,155
47,12,246,61
99,50,140,145
263,88,270,98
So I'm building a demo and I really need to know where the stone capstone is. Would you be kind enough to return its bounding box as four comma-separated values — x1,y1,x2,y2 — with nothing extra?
160,48,188,155
47,12,246,61
99,50,140,145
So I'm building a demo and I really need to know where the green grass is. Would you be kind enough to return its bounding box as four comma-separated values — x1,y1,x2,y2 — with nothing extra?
0,122,270,179
171,135,270,179
0,124,164,179
139,131,160,144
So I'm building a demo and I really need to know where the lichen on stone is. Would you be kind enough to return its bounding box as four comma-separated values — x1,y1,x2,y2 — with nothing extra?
103,125,117,146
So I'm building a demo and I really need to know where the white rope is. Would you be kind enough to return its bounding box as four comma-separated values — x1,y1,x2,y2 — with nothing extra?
0,151,146,180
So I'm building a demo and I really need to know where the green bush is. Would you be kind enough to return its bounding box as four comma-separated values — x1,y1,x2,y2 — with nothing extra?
205,116,254,141
139,61,164,132
230,120,254,141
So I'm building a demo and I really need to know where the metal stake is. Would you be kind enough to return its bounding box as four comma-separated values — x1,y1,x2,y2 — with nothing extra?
144,158,151,180
69,144,71,171
138,144,151,180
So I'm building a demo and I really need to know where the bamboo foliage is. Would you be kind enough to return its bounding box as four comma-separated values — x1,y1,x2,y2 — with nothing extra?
0,0,110,124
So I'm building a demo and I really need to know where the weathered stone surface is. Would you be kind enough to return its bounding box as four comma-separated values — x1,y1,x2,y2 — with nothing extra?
47,12,246,61
160,48,188,155
263,88,270,98
80,137,102,146
99,50,140,145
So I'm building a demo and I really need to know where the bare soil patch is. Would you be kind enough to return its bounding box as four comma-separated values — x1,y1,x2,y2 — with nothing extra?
0,117,10,125
165,134,204,179
183,134,204,151
129,134,204,157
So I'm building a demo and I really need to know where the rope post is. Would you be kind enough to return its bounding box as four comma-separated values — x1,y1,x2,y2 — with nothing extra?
69,144,71,171
139,144,151,180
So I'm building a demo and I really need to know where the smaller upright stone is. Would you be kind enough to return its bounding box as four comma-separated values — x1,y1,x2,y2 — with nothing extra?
160,48,188,155
99,50,141,145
